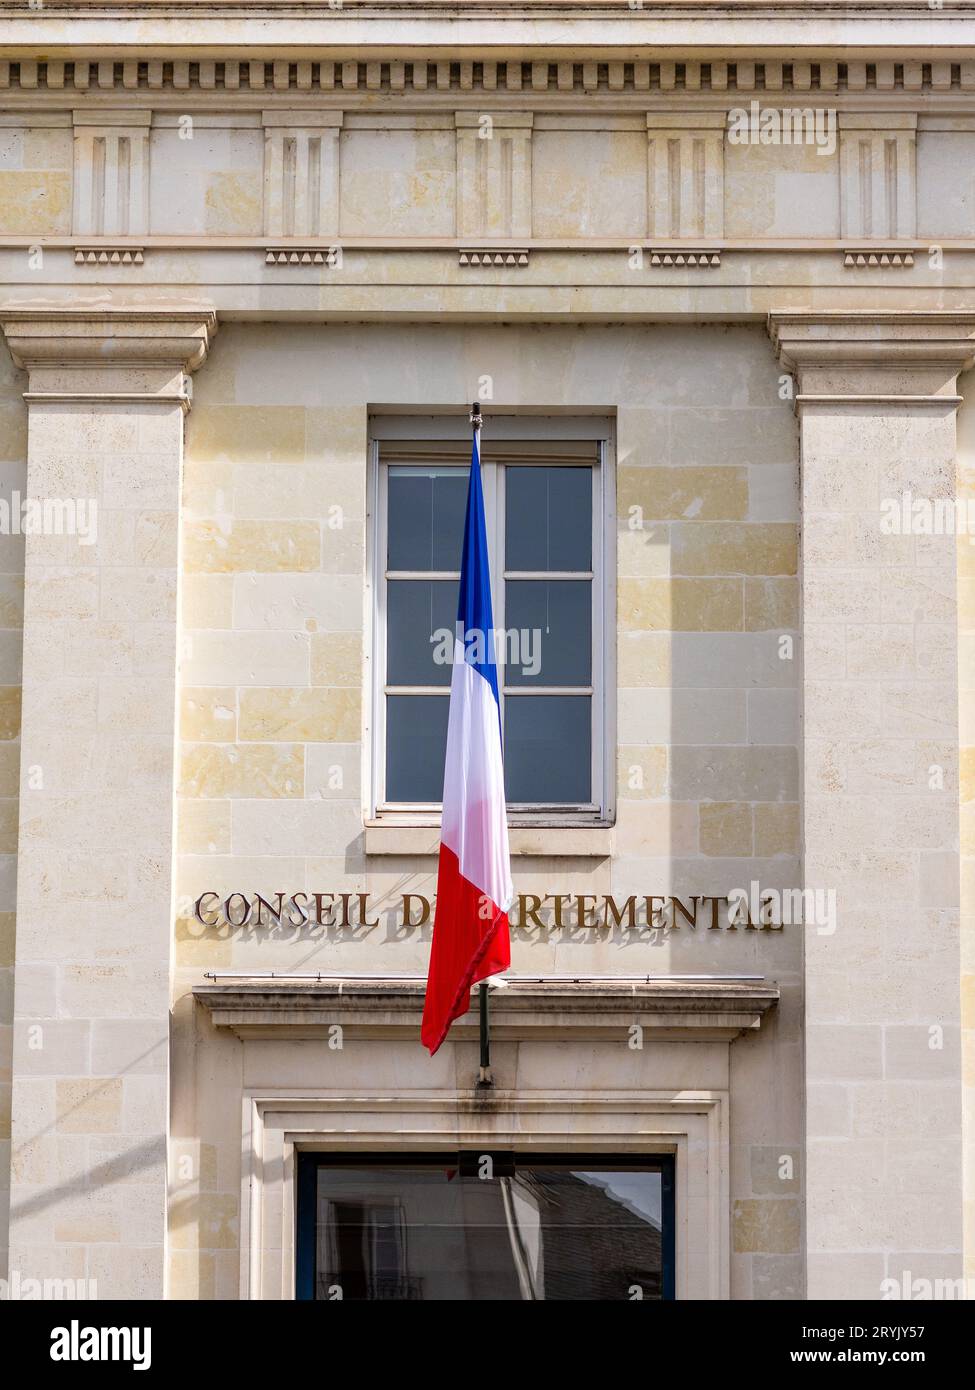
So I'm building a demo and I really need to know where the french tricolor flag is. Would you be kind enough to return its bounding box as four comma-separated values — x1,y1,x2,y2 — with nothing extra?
421,411,513,1055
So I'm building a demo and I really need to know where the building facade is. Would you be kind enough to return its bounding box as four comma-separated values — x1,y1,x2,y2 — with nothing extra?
0,2,973,1300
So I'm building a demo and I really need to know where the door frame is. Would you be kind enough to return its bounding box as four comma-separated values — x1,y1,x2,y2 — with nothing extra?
238,1088,728,1300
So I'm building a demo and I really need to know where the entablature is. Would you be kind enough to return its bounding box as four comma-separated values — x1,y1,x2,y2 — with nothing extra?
2,30,975,275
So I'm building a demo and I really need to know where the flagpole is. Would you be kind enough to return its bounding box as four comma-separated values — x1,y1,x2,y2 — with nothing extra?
477,981,492,1089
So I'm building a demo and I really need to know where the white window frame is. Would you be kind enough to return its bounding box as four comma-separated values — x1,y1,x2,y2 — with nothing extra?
365,415,616,828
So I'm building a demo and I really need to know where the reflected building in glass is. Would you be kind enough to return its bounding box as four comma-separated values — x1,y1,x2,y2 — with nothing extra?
301,1157,670,1302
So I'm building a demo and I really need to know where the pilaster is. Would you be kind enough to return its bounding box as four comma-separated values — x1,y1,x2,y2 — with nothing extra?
0,306,216,1299
770,310,975,1299
839,114,917,241
455,111,533,239
261,110,343,240
72,110,151,238
647,112,725,241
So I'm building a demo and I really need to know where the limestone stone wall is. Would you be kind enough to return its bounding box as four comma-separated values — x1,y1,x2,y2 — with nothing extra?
0,337,24,1281
957,370,975,1282
0,124,71,236
172,320,801,1297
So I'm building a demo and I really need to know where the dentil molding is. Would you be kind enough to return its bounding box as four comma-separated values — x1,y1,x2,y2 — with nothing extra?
0,58,973,100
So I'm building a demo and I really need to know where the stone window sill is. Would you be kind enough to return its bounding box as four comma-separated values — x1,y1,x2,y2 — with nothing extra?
363,823,614,858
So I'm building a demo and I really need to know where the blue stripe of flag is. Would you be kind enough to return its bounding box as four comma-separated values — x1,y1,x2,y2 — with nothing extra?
455,430,501,707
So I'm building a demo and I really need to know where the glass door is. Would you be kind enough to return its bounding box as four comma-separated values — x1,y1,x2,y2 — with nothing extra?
297,1152,675,1301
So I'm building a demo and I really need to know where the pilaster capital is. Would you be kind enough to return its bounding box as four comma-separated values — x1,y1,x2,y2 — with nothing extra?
0,306,217,373
768,311,975,410
0,305,218,410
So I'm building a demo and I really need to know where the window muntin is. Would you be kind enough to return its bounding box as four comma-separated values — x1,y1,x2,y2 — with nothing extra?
373,438,607,819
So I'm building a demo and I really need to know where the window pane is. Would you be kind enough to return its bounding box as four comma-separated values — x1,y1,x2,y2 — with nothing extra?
387,580,458,687
504,696,591,803
386,696,449,802
505,466,592,572
306,1157,668,1301
504,580,591,687
388,466,468,572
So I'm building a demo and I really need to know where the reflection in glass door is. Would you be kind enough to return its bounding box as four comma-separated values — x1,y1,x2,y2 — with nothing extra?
297,1153,675,1301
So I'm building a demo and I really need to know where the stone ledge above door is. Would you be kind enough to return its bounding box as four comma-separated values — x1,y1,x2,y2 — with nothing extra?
194,974,779,1042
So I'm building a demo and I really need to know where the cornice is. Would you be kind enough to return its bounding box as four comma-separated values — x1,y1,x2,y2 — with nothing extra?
194,974,780,1041
2,2,968,10
1,2,973,60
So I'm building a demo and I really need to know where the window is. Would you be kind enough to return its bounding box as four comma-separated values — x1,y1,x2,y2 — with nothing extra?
297,1152,674,1301
322,1200,410,1301
369,418,614,823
